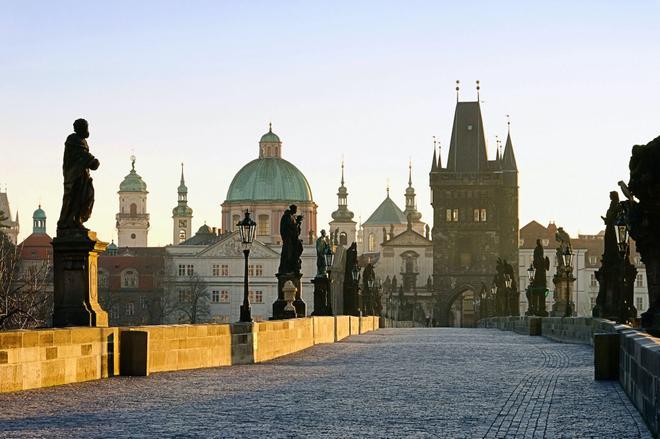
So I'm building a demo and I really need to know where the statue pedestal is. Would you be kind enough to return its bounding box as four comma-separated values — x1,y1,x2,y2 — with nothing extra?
272,273,305,320
311,276,333,316
593,260,637,323
551,270,575,317
52,230,108,327
343,282,361,316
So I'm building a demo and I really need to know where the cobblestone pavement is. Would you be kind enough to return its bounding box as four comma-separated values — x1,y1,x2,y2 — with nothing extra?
0,328,652,438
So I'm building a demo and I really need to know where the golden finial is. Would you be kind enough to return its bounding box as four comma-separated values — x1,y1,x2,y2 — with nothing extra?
269,122,272,132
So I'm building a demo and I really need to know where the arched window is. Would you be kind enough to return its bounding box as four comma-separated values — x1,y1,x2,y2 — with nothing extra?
340,232,348,246
179,230,186,243
232,214,240,232
368,233,376,252
121,269,139,289
130,203,137,215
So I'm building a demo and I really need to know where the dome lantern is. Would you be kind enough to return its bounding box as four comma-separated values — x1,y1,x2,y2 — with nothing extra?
259,123,282,159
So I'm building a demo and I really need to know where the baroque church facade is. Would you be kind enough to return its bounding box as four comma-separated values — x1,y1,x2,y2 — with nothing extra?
429,98,519,326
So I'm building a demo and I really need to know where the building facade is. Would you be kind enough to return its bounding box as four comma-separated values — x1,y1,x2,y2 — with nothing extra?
429,98,519,326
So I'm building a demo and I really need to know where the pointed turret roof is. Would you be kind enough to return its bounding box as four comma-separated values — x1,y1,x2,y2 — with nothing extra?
331,161,355,222
363,192,407,226
502,131,518,171
446,101,488,172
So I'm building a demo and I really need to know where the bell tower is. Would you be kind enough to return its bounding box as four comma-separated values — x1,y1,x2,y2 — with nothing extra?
116,156,149,247
172,163,193,244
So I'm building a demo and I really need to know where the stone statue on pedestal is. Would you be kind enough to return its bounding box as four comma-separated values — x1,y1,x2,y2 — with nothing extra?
527,239,550,317
315,229,330,277
52,119,108,327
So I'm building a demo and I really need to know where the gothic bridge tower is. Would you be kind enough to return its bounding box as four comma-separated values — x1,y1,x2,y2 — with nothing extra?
429,88,519,326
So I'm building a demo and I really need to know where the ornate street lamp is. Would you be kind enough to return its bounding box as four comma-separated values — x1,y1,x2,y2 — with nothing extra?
562,247,574,268
324,249,334,274
504,274,512,289
238,210,256,323
527,264,535,284
615,214,630,256
351,265,360,282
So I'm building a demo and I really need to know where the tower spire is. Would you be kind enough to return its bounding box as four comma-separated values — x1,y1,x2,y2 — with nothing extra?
455,80,460,102
476,80,480,101
408,159,413,187
431,136,438,171
341,159,345,186
180,162,185,185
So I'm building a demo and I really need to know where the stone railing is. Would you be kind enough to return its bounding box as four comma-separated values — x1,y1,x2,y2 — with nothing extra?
0,315,380,394
479,316,660,436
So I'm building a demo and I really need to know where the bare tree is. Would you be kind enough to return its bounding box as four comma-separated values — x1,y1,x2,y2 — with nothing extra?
0,232,52,330
173,273,210,324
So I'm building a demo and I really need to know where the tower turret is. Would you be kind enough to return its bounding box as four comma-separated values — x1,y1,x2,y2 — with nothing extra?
32,205,46,234
172,163,193,244
329,161,356,246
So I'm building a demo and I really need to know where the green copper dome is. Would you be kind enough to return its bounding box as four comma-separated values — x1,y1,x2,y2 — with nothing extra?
226,158,313,202
260,124,281,143
119,158,147,192
33,206,46,220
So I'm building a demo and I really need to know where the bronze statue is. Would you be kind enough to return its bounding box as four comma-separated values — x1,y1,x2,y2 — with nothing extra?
278,204,303,274
57,119,100,232
315,229,331,277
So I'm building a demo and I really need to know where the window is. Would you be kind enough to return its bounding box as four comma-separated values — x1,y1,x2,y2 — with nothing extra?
127,303,135,316
178,230,186,243
221,264,229,276
178,290,187,303
178,219,187,228
636,297,644,314
110,307,119,320
258,215,270,235
178,264,186,276
473,209,480,222
139,296,147,309
248,290,263,304
589,256,598,265
339,232,347,246
473,208,487,222
98,270,109,289
186,265,194,276
248,265,254,277
368,234,376,252
480,209,487,222
212,290,220,303
255,265,263,276
446,209,452,222
232,215,240,231
220,290,230,303
121,269,138,288
212,264,220,276
130,203,137,215
590,273,597,287
636,274,644,288
452,209,459,222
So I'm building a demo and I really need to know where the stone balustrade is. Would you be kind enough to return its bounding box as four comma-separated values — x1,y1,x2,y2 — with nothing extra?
0,315,380,394
479,316,660,436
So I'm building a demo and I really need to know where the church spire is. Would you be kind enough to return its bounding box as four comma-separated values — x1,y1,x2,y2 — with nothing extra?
404,161,422,223
331,160,354,222
431,136,438,171
502,115,518,171
172,162,193,245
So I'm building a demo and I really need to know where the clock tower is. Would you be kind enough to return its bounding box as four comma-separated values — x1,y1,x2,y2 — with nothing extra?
172,163,193,244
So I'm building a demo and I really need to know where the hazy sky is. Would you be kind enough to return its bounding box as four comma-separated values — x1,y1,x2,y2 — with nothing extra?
2,1,659,245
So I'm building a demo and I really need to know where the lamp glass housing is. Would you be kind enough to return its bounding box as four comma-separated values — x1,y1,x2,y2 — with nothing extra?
527,265,535,283
237,210,256,249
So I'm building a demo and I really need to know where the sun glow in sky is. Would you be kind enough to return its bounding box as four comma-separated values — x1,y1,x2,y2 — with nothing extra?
1,1,659,245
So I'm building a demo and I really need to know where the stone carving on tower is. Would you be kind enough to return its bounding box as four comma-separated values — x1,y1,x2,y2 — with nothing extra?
116,155,149,247
172,163,193,245
329,161,356,246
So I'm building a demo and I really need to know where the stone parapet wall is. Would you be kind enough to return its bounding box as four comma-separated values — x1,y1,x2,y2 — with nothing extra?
0,315,380,394
0,327,118,393
380,319,426,328
479,316,660,436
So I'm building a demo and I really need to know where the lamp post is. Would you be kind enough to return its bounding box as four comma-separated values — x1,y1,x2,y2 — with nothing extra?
526,264,535,315
504,274,512,315
238,210,256,323
351,264,361,316
367,276,374,316
615,214,634,323
323,248,334,315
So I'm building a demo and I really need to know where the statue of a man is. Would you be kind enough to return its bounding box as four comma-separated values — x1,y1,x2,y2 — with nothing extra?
57,119,100,232
555,227,572,267
533,239,549,288
278,204,303,274
315,229,331,277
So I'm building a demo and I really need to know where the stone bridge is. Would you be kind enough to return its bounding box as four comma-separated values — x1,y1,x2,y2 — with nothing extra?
0,327,654,438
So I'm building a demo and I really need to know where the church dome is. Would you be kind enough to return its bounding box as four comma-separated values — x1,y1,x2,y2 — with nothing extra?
119,157,147,192
260,130,281,143
225,159,313,202
33,206,46,221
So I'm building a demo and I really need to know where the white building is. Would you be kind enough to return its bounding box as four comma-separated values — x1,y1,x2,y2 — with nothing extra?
116,156,150,247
